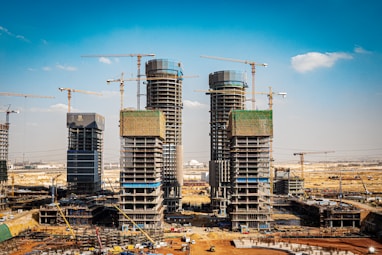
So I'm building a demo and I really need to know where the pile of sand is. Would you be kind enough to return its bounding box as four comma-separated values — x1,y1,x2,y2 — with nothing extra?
190,233,202,240
207,232,219,239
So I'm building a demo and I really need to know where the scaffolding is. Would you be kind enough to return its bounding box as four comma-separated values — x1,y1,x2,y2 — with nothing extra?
228,110,273,231
145,59,183,213
208,70,247,216
119,110,165,236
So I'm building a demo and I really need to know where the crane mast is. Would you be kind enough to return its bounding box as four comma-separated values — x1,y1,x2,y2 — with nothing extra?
107,72,125,110
82,53,155,110
293,151,335,179
58,87,102,113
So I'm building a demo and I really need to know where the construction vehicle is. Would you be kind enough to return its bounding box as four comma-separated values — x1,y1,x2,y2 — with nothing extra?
201,55,267,110
58,87,102,112
293,151,335,179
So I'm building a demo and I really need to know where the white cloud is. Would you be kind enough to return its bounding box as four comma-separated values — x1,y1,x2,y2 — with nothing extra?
354,45,372,54
49,103,70,112
0,25,30,42
99,57,112,64
56,64,77,71
100,90,119,98
183,99,208,109
42,66,52,71
28,104,68,113
27,67,37,71
291,51,353,73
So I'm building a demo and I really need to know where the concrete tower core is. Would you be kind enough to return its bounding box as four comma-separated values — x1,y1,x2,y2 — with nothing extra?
208,70,247,216
145,59,183,213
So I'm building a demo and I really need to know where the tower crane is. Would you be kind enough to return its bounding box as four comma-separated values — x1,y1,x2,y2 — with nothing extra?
195,86,286,110
0,92,55,99
200,55,267,110
107,72,125,110
1,106,19,197
293,151,335,179
58,88,102,113
82,53,155,110
1,105,19,128
107,74,198,110
0,93,54,193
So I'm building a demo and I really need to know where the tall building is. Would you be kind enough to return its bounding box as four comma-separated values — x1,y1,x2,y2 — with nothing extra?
0,123,8,182
119,110,165,237
145,59,183,213
228,110,272,231
66,113,104,195
208,70,247,216
0,123,8,210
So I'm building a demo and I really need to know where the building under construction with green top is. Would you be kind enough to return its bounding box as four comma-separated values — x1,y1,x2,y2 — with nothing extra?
228,110,273,231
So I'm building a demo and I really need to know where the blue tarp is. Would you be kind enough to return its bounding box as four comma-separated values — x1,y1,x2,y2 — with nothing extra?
122,182,160,188
236,178,269,183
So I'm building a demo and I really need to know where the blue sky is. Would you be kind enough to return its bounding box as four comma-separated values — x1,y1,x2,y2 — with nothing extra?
1,0,381,164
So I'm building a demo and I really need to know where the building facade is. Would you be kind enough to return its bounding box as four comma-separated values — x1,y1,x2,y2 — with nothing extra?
66,113,104,195
119,110,165,236
228,110,273,231
208,70,247,216
145,59,183,213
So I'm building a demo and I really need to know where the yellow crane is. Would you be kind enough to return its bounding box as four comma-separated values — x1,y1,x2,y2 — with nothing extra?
200,55,267,110
55,202,75,239
58,87,102,113
113,205,156,245
82,53,155,110
0,92,55,99
195,86,286,110
107,72,125,110
293,151,335,179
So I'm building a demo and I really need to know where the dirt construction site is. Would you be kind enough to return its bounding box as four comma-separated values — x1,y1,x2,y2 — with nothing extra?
1,161,382,254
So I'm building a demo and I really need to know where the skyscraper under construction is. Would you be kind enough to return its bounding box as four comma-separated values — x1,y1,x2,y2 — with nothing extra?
145,59,183,213
66,113,104,195
208,70,247,216
228,110,272,231
0,123,9,210
119,110,165,237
